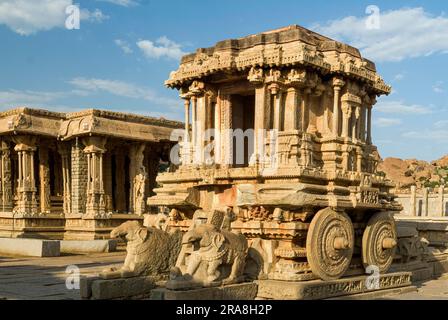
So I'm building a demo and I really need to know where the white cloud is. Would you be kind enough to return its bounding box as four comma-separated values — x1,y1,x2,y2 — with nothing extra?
402,130,448,141
433,81,445,93
0,89,64,106
80,8,109,23
393,74,404,81
434,120,448,129
137,36,186,60
69,77,178,107
115,39,133,54
374,117,402,127
0,0,107,35
311,7,448,62
97,0,139,7
375,100,432,115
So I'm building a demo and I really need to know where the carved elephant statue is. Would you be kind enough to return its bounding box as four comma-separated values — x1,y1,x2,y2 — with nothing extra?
172,223,248,286
101,221,182,278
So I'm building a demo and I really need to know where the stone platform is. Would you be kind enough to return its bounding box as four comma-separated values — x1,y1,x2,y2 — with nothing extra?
256,272,413,300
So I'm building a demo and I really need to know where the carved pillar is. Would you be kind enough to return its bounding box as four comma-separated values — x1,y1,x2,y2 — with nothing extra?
103,152,113,212
360,103,366,142
352,106,360,142
423,187,429,217
1,140,13,212
366,99,375,145
183,98,190,143
332,78,345,136
180,97,192,166
114,152,126,212
341,103,352,139
13,136,38,215
214,93,222,165
71,139,87,215
39,146,51,214
284,87,300,131
191,95,197,155
410,185,417,216
301,88,311,133
439,186,445,217
197,94,207,165
220,95,232,167
83,137,107,217
58,144,71,216
270,84,283,131
129,143,146,215
253,84,268,163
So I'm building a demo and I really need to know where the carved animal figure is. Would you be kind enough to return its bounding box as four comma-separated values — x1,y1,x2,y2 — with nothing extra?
103,221,182,278
173,223,248,286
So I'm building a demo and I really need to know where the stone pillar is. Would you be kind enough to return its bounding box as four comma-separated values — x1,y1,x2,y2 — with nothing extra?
1,140,13,212
410,185,417,216
332,78,345,137
356,151,362,172
39,146,51,214
352,106,360,141
284,87,300,131
214,93,222,165
220,95,232,167
183,98,190,143
341,103,352,139
181,97,192,166
114,152,126,212
197,95,207,165
270,84,283,131
13,136,38,215
191,96,197,157
360,104,366,142
71,139,87,215
58,144,71,216
423,187,429,217
301,88,311,132
439,185,445,217
129,143,146,215
103,153,113,213
366,104,373,145
83,137,107,217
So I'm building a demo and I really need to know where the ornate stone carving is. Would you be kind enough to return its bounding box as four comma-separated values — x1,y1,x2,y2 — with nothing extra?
101,221,182,278
168,223,248,289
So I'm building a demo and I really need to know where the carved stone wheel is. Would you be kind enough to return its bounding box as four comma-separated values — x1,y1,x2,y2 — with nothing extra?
362,211,397,273
306,208,354,281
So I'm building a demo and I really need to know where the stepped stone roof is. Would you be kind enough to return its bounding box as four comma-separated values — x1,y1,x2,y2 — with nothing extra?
0,107,183,142
166,25,390,95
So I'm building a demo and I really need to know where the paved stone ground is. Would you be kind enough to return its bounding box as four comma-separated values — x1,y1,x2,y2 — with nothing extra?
2,252,448,300
387,276,448,300
0,252,125,300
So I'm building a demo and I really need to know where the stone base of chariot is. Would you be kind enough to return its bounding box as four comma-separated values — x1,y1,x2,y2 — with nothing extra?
255,272,413,300
150,283,258,300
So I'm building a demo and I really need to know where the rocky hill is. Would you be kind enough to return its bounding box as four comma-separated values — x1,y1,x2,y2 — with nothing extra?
378,155,448,190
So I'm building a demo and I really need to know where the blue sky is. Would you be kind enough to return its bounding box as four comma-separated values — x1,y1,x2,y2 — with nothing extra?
0,0,447,161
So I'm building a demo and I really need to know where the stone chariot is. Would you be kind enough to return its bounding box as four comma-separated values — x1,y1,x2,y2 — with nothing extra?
147,25,402,285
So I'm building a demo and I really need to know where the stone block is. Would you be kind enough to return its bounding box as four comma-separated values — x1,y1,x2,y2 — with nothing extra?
60,239,117,254
256,272,412,300
0,238,60,257
83,276,157,300
152,283,258,300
